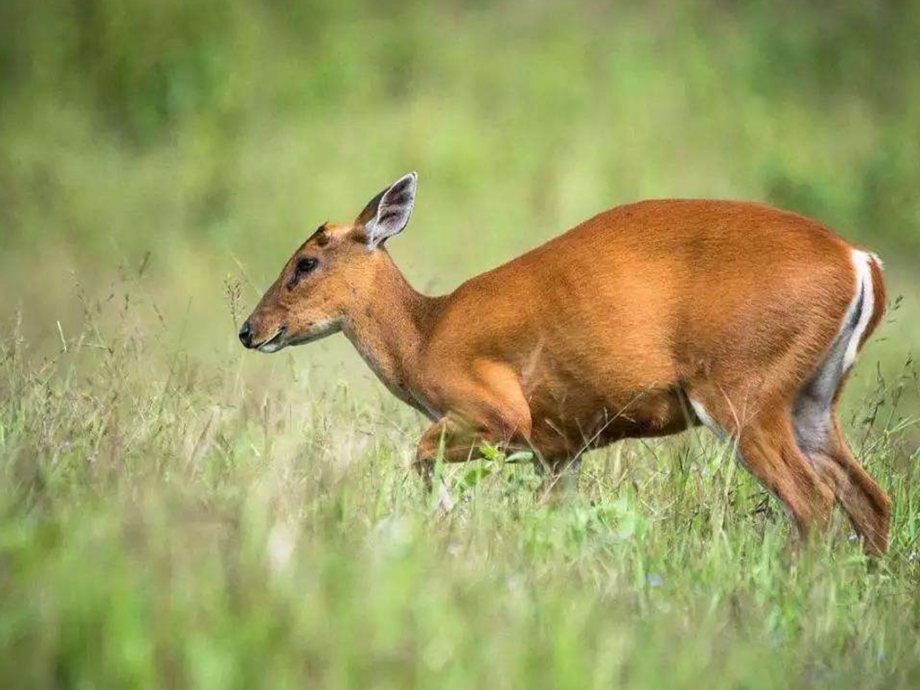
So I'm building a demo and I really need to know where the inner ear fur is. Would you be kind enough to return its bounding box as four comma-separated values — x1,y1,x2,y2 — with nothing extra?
355,189,387,228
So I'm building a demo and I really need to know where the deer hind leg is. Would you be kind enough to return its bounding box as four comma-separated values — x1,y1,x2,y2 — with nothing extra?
795,415,891,556
793,363,891,555
689,391,835,541
792,250,891,555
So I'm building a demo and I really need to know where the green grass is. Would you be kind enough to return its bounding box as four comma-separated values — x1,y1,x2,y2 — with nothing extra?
1,277,919,690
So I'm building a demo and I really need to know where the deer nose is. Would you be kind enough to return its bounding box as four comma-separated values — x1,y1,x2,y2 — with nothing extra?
239,321,254,348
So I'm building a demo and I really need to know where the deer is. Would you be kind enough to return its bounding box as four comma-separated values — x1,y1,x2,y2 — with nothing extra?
239,172,892,555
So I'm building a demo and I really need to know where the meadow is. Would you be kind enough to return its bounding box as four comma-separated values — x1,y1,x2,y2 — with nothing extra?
2,1,920,688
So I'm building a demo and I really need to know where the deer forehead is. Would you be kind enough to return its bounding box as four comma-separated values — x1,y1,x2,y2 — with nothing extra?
287,223,356,260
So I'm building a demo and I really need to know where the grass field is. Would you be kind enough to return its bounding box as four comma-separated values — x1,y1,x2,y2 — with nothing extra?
2,1,920,688
1,277,919,689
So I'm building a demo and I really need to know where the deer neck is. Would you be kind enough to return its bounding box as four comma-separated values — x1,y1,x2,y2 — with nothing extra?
342,253,443,411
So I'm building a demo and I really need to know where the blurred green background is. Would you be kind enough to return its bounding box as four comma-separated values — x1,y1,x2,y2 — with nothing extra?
1,0,918,376
2,3,920,688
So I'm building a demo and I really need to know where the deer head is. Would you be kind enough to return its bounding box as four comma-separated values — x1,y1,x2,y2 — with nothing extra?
239,172,418,353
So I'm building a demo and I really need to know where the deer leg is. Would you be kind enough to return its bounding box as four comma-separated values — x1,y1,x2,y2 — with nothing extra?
413,367,534,510
786,259,891,555
413,414,492,493
795,410,891,555
688,390,835,543
412,417,472,512
792,353,892,555
413,415,535,511
736,419,835,540
532,456,583,506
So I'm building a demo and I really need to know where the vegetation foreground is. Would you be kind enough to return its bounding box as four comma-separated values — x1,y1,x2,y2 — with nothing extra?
0,287,918,690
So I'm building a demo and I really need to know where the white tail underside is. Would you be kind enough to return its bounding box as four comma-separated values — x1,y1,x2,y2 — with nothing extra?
843,249,877,372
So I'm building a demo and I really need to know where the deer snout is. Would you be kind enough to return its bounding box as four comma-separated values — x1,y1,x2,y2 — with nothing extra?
238,321,254,348
239,317,288,352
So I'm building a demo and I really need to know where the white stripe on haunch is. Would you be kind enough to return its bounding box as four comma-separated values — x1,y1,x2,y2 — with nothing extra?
844,250,876,372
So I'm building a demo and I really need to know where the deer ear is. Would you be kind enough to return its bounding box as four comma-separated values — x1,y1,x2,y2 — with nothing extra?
355,172,417,248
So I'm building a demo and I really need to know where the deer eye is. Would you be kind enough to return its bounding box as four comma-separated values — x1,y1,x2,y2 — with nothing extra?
288,257,318,288
296,257,318,275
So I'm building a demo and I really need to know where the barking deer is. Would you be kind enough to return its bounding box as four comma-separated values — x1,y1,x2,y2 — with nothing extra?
240,172,891,555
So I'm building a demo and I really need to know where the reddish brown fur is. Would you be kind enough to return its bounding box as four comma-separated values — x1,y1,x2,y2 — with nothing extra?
242,186,891,554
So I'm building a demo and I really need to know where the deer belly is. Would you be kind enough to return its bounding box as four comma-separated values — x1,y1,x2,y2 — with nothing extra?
527,385,690,456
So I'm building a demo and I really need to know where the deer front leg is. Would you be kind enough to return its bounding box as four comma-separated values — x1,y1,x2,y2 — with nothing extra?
413,414,488,512
412,362,534,510
413,413,534,510
533,456,583,506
